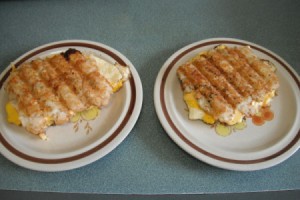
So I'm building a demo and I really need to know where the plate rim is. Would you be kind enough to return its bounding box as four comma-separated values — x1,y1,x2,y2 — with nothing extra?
0,39,143,171
154,37,300,171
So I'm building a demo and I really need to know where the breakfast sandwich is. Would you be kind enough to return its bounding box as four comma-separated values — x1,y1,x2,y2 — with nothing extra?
177,45,279,126
5,49,130,139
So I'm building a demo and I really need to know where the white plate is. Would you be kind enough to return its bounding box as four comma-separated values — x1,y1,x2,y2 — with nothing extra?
0,40,143,172
154,38,300,171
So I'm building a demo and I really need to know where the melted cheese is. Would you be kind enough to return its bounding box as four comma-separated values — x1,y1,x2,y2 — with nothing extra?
183,92,215,124
6,102,21,125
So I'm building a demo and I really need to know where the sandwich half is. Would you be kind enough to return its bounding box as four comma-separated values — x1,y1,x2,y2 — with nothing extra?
177,45,279,126
5,49,130,139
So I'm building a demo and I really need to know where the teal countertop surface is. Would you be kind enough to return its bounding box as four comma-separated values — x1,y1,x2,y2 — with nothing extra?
0,0,299,194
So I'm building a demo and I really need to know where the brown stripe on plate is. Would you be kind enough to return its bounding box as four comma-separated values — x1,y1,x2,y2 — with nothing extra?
0,42,136,164
160,40,300,164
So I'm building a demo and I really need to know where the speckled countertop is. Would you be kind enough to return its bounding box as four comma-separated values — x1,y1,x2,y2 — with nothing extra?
0,0,299,194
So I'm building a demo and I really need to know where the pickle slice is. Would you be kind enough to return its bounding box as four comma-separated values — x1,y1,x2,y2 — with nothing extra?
215,123,231,137
70,112,81,123
81,107,100,121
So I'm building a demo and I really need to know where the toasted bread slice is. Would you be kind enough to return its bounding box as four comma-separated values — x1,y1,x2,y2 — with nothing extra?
5,49,130,139
177,45,279,125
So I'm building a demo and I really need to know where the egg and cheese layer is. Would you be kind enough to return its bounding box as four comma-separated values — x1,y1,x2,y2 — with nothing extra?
177,45,279,125
5,49,130,139
183,92,215,124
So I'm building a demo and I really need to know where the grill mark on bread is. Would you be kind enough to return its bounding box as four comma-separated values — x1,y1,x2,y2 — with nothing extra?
6,73,42,117
17,61,71,125
178,64,231,118
224,47,268,100
192,58,244,108
46,52,112,110
204,51,255,99
17,63,51,114
35,58,86,112
67,51,113,107
31,59,71,117
237,46,279,91
47,54,89,109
